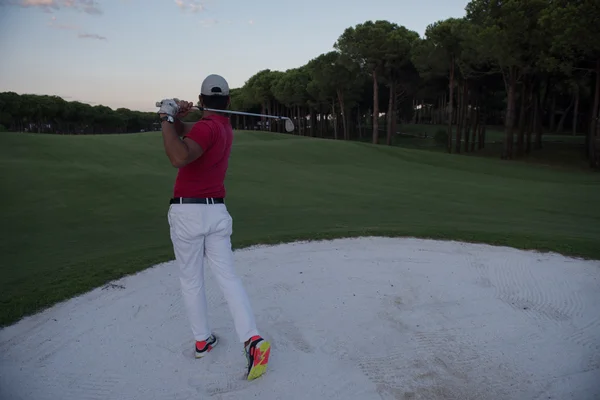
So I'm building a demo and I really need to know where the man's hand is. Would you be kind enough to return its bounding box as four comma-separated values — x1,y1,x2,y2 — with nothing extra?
175,100,194,119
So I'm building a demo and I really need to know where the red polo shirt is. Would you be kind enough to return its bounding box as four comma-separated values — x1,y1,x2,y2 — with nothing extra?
173,114,233,198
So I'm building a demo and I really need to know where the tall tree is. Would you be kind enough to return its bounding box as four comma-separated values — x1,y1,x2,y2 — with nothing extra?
271,67,311,135
382,25,420,145
245,69,279,130
466,0,547,159
412,18,467,152
306,51,365,140
539,0,600,167
335,20,400,144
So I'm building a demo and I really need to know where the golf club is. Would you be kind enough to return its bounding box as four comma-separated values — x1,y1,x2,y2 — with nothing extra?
155,101,295,133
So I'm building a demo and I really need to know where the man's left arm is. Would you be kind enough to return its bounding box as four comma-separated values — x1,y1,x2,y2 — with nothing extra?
174,118,196,137
158,99,203,168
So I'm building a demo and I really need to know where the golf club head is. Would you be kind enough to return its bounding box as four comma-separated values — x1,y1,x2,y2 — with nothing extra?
284,119,295,133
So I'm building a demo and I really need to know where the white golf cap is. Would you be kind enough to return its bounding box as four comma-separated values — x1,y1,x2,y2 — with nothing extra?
201,74,230,96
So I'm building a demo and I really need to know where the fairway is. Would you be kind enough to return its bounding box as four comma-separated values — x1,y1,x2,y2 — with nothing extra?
1,130,599,327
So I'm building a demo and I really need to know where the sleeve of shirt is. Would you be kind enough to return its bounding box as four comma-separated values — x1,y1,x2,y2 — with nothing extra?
184,121,214,151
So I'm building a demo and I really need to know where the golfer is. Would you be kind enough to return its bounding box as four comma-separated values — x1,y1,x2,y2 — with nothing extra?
157,74,270,381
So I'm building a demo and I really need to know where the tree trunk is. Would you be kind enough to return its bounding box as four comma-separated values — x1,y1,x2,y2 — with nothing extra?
503,67,518,159
372,69,379,144
309,108,316,137
336,89,347,140
549,93,556,132
439,94,445,125
386,82,395,146
321,109,325,136
348,108,354,139
392,88,399,139
447,57,455,153
573,85,579,136
332,99,338,140
268,100,273,132
357,105,362,139
281,104,284,132
470,98,479,152
463,104,472,153
464,88,474,153
534,92,543,150
590,58,600,167
527,91,538,154
516,81,527,157
556,95,575,134
481,123,487,148
478,117,485,149
456,81,468,154
526,99,534,154
455,84,462,154
477,100,486,150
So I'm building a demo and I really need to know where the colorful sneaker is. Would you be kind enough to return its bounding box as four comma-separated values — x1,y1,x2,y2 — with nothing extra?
195,334,218,358
244,335,271,380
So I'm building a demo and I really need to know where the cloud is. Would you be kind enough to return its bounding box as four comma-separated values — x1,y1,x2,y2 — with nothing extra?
175,0,204,13
48,15,79,30
64,0,102,15
248,19,254,25
47,15,106,40
77,32,106,40
21,0,55,5
1,0,102,15
0,0,57,13
199,18,217,28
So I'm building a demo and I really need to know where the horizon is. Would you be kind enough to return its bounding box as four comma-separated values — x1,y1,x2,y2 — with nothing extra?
0,0,469,113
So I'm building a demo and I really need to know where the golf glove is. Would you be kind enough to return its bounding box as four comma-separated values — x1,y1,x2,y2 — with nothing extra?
157,98,180,116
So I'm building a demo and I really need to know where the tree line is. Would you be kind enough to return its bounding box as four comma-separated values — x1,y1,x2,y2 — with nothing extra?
0,92,158,134
226,0,599,167
1,0,599,167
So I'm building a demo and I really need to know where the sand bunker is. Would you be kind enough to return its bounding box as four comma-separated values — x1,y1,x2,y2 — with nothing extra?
1,237,599,400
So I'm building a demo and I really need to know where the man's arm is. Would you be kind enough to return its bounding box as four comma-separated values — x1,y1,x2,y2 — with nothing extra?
173,118,196,137
160,119,204,168
157,98,205,168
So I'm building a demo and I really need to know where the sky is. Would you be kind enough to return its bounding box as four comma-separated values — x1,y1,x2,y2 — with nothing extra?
0,0,470,112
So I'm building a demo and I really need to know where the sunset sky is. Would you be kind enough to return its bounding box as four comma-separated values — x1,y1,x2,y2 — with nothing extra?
0,0,469,112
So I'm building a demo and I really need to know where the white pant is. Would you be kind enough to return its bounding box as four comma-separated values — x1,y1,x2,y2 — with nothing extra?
167,203,259,343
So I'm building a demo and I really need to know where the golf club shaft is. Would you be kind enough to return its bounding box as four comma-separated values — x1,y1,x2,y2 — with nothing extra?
155,100,295,131
190,106,290,121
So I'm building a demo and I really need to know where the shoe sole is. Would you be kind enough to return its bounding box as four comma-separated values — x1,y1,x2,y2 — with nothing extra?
195,336,218,358
247,340,271,381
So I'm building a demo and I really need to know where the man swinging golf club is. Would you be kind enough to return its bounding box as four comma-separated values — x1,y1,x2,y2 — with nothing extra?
157,74,271,381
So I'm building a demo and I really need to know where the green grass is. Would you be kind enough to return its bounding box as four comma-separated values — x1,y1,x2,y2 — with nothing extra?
1,129,600,327
399,123,586,144
386,124,591,170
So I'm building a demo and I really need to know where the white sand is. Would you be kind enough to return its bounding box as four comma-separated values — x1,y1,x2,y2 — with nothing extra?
1,237,600,400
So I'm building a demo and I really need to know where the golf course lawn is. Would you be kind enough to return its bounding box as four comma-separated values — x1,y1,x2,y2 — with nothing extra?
1,130,599,327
